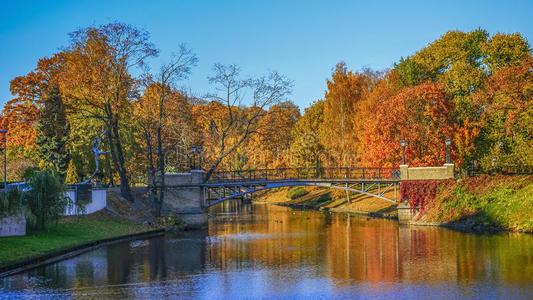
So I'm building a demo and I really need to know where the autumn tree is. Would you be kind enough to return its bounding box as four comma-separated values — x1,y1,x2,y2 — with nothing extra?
319,62,371,166
290,100,325,168
135,84,195,215
2,54,64,159
473,57,533,169
152,46,197,215
203,64,292,180
60,23,158,201
247,101,300,168
361,82,462,167
392,29,530,165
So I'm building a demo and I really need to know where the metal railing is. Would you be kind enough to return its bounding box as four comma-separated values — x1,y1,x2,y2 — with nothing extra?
207,167,400,183
466,165,533,177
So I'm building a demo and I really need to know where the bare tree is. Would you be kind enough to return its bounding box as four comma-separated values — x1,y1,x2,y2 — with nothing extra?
153,46,198,215
204,64,292,180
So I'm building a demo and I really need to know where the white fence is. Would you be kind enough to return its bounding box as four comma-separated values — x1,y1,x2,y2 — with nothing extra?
65,188,107,215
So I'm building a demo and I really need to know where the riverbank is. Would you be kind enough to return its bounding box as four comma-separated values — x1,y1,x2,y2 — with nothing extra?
418,174,533,233
254,186,398,219
255,175,533,233
0,211,162,273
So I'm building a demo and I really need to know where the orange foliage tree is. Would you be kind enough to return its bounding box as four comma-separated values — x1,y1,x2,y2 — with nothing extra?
1,54,64,159
361,82,463,167
247,101,300,168
319,62,371,166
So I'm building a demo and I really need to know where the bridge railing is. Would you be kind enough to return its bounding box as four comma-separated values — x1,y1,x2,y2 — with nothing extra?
207,167,400,183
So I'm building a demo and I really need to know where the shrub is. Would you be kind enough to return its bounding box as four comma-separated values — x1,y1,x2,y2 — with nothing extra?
303,192,333,207
25,171,72,231
22,167,40,182
287,187,308,199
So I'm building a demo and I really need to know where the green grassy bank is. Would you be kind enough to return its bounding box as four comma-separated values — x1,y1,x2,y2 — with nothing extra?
0,212,154,265
256,185,398,218
420,175,533,232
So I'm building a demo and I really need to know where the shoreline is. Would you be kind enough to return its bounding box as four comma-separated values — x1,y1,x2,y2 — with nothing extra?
254,200,529,235
264,201,398,220
0,229,166,278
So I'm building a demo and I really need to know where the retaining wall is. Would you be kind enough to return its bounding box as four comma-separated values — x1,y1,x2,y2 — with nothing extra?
65,188,107,215
0,214,26,237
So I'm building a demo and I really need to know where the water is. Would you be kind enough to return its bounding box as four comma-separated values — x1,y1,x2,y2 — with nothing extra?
1,201,533,299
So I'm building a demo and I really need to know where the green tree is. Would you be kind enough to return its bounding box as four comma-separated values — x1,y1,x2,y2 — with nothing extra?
473,58,533,169
36,86,70,180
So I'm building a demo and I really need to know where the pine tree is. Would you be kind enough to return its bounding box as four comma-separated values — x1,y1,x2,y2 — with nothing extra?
65,159,80,184
36,86,70,180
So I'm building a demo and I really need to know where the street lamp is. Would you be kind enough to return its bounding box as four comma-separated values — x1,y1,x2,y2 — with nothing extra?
445,138,451,164
198,146,203,170
192,145,197,169
400,139,406,165
0,129,6,193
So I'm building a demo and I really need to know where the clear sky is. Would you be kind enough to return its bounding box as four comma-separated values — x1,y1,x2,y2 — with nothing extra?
1,0,532,109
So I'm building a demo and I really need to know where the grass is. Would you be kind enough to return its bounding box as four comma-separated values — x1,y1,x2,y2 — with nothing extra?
422,175,533,232
0,211,154,265
301,192,333,207
256,185,398,216
287,187,308,199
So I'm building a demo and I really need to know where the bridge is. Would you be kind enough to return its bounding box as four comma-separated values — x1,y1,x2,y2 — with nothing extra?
162,164,454,227
202,167,400,207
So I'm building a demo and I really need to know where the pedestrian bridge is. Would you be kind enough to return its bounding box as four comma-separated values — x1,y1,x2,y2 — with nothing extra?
162,164,454,226
202,167,401,207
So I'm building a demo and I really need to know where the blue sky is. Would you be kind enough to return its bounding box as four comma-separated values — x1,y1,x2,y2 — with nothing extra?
1,0,532,109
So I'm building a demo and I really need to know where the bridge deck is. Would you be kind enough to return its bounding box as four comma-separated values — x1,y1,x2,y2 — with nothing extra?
206,167,400,184
203,178,399,186
201,167,401,207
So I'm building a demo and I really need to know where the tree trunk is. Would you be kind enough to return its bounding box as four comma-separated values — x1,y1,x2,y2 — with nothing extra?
105,112,134,202
156,88,165,217
112,118,134,202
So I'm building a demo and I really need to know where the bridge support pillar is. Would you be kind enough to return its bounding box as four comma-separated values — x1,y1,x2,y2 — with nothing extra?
398,164,455,224
162,170,207,228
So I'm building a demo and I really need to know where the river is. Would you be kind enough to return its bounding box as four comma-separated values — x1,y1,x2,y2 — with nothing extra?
1,201,532,299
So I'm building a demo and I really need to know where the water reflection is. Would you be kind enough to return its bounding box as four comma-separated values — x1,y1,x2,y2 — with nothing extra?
1,201,532,299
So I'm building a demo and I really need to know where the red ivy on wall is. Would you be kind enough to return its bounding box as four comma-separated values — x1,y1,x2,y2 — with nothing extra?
400,180,453,213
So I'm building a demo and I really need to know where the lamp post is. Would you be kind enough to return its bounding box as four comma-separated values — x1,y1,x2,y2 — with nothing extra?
400,139,406,165
192,145,197,169
198,146,203,170
0,129,6,193
445,138,451,164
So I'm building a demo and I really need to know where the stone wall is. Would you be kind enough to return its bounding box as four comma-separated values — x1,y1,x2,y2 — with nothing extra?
0,214,26,237
65,188,107,216
161,170,207,227
400,164,454,180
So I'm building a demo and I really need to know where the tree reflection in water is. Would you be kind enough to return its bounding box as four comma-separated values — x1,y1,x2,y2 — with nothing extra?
0,202,532,299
